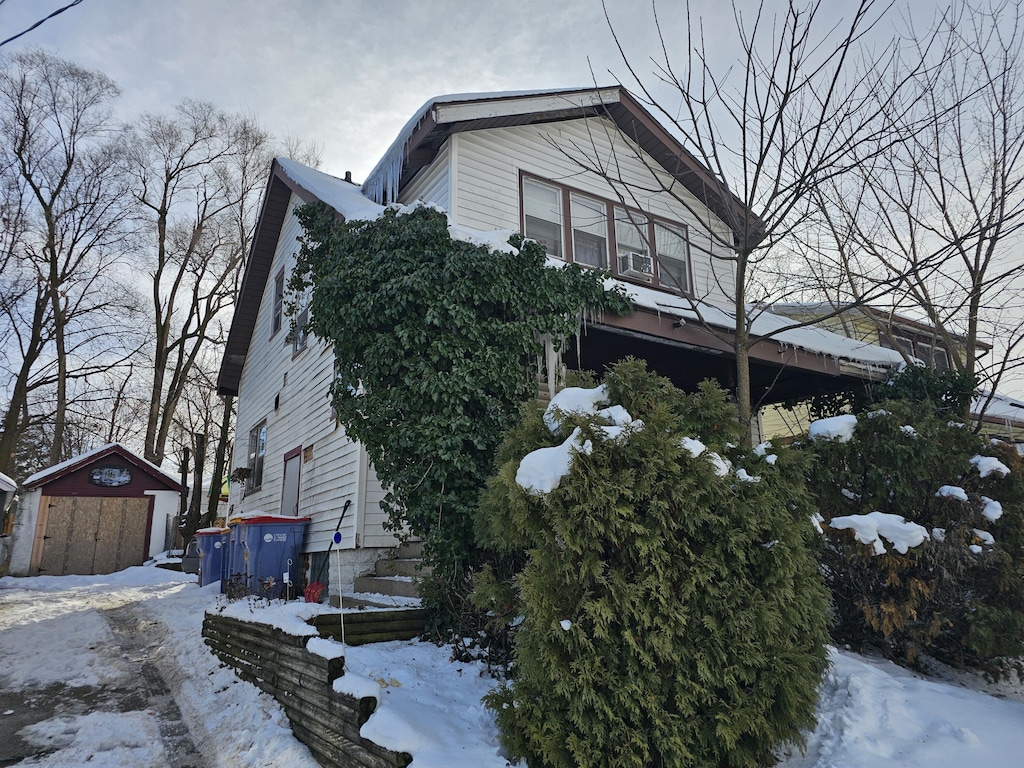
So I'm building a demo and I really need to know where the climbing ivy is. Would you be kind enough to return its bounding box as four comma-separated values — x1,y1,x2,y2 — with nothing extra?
289,202,632,579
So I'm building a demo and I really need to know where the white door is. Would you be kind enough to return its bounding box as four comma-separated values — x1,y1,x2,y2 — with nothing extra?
281,450,301,516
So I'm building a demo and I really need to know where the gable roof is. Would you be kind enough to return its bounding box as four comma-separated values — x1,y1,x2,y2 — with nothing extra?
23,443,181,491
217,158,375,396
360,86,756,233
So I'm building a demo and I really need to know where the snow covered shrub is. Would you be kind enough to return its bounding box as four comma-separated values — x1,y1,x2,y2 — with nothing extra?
807,400,1024,671
479,359,831,768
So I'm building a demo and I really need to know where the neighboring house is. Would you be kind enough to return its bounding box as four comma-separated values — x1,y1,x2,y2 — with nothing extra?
6,443,180,577
761,303,1023,442
217,86,907,596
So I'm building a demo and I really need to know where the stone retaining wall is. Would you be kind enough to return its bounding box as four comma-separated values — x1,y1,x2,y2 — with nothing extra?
202,612,412,768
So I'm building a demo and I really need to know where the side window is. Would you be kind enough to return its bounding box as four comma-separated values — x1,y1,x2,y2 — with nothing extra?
271,270,285,338
246,421,267,494
654,222,691,295
523,178,564,258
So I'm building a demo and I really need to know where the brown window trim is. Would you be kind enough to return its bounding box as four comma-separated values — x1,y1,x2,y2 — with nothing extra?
518,171,694,297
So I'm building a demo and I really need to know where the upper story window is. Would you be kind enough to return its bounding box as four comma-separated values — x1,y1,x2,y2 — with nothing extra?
570,193,608,269
246,421,267,495
523,178,563,258
521,174,693,296
271,270,285,338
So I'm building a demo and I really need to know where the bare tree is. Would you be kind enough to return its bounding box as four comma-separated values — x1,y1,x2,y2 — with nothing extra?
0,49,137,474
579,0,945,441
125,100,272,466
819,0,1024,416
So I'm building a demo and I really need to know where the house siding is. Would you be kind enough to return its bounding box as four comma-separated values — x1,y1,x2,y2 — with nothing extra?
428,117,736,306
401,138,451,211
230,194,399,562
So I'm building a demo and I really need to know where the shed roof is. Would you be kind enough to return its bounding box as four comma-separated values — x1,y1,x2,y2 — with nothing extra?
23,443,181,491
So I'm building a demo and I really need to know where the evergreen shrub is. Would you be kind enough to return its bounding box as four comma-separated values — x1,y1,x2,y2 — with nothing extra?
479,359,831,768
807,392,1024,672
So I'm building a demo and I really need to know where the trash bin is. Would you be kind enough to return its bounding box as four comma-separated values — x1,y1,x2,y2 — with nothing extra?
196,527,230,587
227,514,310,598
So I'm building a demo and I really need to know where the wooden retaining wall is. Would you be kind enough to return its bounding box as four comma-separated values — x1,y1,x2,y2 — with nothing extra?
202,613,412,768
309,608,430,646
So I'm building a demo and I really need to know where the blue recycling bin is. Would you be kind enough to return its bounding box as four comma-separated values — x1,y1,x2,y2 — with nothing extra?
196,527,230,587
227,515,310,598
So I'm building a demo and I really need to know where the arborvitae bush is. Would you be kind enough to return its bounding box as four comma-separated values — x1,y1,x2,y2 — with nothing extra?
807,396,1024,673
478,359,831,768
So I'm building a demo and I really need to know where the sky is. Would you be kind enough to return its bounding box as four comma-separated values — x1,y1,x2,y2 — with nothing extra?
1,0,950,182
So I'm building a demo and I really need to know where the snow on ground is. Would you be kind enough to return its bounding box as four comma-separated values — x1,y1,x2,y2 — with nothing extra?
2,565,1024,767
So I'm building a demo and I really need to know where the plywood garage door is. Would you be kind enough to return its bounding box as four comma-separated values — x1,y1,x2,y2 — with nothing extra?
37,496,151,576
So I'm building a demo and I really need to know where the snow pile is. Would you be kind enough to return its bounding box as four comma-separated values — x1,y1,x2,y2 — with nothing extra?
970,455,1011,478
783,648,1024,768
809,415,858,443
829,511,930,555
736,468,761,483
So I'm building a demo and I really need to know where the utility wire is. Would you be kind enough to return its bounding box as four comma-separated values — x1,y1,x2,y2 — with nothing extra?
0,0,86,49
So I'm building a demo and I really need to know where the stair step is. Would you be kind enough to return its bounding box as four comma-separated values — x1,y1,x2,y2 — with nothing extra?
352,574,421,598
374,558,432,578
396,540,424,559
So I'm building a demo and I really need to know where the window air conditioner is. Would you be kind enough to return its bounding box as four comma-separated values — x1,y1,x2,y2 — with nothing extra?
618,251,654,278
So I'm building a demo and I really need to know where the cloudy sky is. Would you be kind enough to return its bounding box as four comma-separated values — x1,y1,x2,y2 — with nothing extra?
2,0,949,180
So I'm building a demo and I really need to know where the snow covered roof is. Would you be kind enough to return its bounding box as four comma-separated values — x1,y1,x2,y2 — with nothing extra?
275,157,384,222
975,391,1024,427
0,469,15,493
608,270,907,371
23,443,181,490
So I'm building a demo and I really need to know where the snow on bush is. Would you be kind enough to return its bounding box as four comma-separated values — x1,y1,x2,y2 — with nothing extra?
809,414,858,442
936,485,969,501
971,454,1010,478
829,511,929,555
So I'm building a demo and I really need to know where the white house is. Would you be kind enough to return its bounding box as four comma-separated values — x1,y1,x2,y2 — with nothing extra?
217,86,906,596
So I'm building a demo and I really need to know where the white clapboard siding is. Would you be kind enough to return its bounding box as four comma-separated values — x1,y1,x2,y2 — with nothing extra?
402,138,451,209
439,117,736,305
231,194,399,554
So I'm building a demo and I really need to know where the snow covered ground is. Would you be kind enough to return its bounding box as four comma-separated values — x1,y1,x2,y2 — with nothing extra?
1,565,1023,767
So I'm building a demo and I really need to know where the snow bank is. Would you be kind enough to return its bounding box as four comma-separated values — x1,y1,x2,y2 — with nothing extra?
809,415,858,443
829,511,929,555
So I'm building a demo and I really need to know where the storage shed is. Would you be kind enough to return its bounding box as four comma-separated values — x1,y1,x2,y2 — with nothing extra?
6,444,181,577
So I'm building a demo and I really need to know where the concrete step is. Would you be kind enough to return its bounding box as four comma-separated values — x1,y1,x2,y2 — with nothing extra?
352,574,421,598
396,540,424,559
374,558,432,578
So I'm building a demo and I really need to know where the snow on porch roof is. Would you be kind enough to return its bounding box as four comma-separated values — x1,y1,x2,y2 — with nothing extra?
23,443,181,490
603,270,908,370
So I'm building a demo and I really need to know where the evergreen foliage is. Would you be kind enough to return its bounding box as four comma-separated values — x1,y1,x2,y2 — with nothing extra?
288,202,631,579
479,360,831,768
807,393,1024,672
